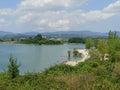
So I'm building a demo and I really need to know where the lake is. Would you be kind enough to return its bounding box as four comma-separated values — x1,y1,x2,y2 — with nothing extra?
0,44,85,74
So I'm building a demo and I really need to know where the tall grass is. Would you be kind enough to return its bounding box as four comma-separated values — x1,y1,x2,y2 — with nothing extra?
0,58,120,90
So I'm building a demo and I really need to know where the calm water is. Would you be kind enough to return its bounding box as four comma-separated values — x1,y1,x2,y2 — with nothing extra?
0,44,85,74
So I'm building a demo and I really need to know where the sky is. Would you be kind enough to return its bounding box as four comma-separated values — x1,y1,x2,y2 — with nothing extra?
0,0,120,33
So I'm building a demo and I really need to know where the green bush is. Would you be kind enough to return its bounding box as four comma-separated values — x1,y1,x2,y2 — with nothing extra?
8,55,20,79
43,64,74,76
68,37,85,43
115,51,120,62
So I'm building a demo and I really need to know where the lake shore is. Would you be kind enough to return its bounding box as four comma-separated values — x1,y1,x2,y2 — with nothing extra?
0,41,17,44
64,49,90,66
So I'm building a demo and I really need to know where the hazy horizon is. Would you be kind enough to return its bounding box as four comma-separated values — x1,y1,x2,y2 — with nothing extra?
0,0,119,33
0,30,115,34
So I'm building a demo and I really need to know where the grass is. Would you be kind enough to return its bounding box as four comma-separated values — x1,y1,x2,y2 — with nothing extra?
0,58,120,90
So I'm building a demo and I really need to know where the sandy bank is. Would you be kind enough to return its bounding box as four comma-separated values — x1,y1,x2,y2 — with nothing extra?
65,49,90,66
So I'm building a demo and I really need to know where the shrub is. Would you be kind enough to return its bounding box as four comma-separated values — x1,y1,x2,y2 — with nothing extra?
8,55,20,79
115,51,120,62
43,64,74,76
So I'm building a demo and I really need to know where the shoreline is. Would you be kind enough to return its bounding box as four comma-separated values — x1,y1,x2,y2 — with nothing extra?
0,41,17,44
64,49,90,66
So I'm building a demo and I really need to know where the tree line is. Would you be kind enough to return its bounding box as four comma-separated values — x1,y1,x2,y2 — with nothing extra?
86,30,120,62
19,34,63,45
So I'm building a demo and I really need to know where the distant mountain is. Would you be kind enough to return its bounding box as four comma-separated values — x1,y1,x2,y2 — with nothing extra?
23,32,40,36
0,31,13,37
0,30,120,40
42,31,108,38
116,31,120,36
2,34,30,40
0,31,39,40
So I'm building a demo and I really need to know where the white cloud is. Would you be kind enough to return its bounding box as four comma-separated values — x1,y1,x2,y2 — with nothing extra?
48,19,70,29
0,0,120,33
0,9,14,15
17,13,33,24
0,18,5,23
0,18,10,28
35,19,47,25
19,0,86,10
17,0,119,27
103,0,120,13
20,0,53,8
81,11,115,22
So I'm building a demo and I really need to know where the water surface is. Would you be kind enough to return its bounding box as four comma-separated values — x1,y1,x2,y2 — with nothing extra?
0,44,85,74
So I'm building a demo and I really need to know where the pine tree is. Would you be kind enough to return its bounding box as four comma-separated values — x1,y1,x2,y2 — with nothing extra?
8,55,20,79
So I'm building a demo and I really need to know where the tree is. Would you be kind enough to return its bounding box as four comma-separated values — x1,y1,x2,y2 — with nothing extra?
97,39,108,60
73,48,81,57
68,50,71,61
115,51,120,62
85,37,93,49
68,37,85,43
34,34,42,40
11,38,15,41
89,48,101,60
8,55,20,79
108,30,118,40
93,38,99,48
107,31,118,62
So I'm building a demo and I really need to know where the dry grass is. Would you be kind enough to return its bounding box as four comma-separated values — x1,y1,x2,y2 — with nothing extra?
56,74,95,90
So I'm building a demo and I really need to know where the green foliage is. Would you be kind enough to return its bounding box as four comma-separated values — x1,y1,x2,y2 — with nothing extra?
73,48,82,57
97,39,108,54
67,50,71,60
107,31,119,62
89,31,120,62
68,37,85,43
1,30,120,89
45,40,63,45
108,30,118,39
96,66,111,78
20,34,63,45
8,55,20,79
85,37,94,49
115,51,120,62
0,57,120,89
89,48,101,60
34,34,42,40
97,39,108,60
0,39,4,42
43,64,75,76
11,38,15,41
93,37,99,48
